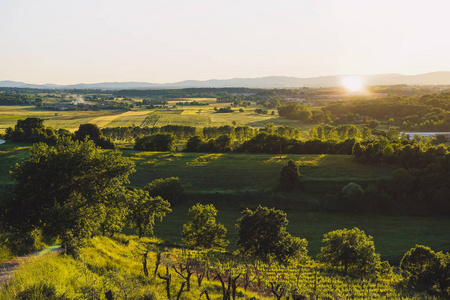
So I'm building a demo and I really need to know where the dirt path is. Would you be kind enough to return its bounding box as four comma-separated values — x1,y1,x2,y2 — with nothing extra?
0,245,62,284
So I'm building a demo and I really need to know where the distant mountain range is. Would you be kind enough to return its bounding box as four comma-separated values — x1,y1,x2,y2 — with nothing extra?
2,72,450,90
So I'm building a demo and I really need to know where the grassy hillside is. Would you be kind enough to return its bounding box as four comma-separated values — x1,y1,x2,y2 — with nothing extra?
0,235,439,299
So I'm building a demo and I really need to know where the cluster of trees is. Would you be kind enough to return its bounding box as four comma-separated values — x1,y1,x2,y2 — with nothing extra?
309,124,371,141
2,118,116,150
184,135,233,153
0,138,184,254
324,93,450,131
236,133,356,155
102,125,197,142
74,123,115,149
353,139,449,168
214,106,234,113
254,108,269,114
183,133,357,155
134,133,175,151
2,117,72,144
352,139,450,215
0,93,34,105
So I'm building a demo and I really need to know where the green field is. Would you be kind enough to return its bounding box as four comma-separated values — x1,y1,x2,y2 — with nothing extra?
0,102,314,135
1,142,449,263
120,151,449,262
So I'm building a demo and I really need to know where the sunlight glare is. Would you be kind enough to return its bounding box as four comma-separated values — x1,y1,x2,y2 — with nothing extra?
342,76,364,92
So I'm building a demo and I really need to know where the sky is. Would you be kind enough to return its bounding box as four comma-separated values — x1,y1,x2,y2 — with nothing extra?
1,0,450,84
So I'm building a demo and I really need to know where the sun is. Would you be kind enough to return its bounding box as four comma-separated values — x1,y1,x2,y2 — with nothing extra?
342,76,364,92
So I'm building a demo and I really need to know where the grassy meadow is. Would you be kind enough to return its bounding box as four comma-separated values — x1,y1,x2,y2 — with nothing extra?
2,141,449,263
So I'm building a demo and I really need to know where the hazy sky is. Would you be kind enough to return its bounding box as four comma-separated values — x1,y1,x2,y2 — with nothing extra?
1,0,450,84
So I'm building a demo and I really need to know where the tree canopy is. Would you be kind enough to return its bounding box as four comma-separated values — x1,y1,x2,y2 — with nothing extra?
145,177,184,204
318,227,381,277
400,245,450,295
2,137,135,253
236,206,307,262
181,203,228,249
134,133,174,151
125,188,171,238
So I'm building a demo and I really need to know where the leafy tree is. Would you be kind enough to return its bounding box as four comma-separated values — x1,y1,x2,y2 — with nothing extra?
236,206,307,262
400,245,449,294
318,227,381,277
134,133,174,151
145,177,183,203
280,160,301,191
277,103,312,122
74,123,115,149
184,135,204,152
181,203,229,249
2,138,135,254
126,188,171,238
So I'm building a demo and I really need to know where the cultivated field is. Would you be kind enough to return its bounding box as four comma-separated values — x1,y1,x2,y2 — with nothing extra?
0,102,315,134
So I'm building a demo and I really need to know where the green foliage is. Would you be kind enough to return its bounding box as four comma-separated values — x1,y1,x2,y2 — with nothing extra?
182,203,229,249
280,160,301,191
236,206,307,262
74,123,115,149
145,177,183,204
3,137,135,254
4,117,60,144
400,245,450,295
184,135,203,152
318,227,381,277
278,102,312,122
126,188,171,238
134,133,174,151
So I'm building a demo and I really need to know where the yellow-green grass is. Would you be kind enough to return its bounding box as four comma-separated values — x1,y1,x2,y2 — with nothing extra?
0,235,436,299
0,235,269,300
